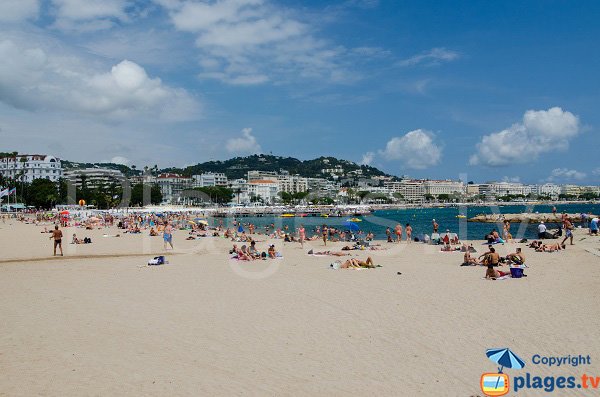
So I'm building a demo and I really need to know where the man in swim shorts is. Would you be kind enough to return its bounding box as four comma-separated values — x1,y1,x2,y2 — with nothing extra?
50,225,63,256
163,221,174,250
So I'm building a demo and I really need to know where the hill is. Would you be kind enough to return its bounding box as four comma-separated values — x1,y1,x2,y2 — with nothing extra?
160,155,394,181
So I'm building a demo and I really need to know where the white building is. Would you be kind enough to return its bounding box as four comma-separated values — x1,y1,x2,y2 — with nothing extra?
247,179,278,204
192,173,228,187
64,168,125,189
479,182,528,199
531,183,561,198
278,175,308,194
384,180,425,203
0,154,63,183
423,180,465,197
156,173,193,203
228,178,249,204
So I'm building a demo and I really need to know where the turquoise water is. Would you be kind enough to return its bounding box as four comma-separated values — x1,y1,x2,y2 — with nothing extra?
215,203,600,241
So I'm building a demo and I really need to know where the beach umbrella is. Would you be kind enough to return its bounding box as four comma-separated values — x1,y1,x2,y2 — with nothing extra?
343,221,360,232
197,220,209,225
188,220,196,225
59,210,70,215
486,348,525,373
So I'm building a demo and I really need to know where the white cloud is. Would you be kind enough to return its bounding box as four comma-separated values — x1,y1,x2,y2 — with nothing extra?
379,129,442,169
0,38,200,121
593,168,600,176
156,0,363,85
546,168,586,182
109,156,131,165
360,151,374,165
398,47,460,67
50,0,133,31
469,107,580,167
502,176,521,183
226,128,262,154
0,0,40,22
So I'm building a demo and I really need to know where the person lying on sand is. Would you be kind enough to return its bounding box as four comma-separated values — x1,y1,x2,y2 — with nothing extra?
309,250,351,256
536,242,564,252
485,265,511,280
340,257,378,269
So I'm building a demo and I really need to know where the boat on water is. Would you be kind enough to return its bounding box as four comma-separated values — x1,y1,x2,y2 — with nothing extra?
281,214,295,218
456,215,467,218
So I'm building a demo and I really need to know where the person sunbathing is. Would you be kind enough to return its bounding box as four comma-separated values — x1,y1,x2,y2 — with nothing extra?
537,242,564,252
485,265,511,279
149,227,158,236
310,250,351,256
340,257,376,269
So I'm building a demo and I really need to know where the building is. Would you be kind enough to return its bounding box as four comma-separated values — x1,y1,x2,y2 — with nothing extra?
478,182,528,199
156,173,193,203
0,154,63,183
192,173,228,187
466,184,480,196
277,174,308,194
228,178,249,204
63,168,126,189
247,170,278,182
423,180,465,197
384,180,425,203
531,183,561,198
247,179,278,204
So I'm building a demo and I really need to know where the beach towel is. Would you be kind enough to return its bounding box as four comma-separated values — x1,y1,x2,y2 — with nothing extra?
482,275,511,281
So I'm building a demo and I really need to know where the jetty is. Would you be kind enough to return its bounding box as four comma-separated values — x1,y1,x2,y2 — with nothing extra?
468,213,596,223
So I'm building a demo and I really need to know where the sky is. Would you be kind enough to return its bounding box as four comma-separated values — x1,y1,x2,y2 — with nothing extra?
0,0,599,184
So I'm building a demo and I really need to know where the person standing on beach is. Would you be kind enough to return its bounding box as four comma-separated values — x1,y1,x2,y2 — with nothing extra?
394,223,403,242
50,225,63,256
298,224,306,249
405,223,412,243
561,218,574,246
322,225,328,246
432,219,439,234
163,221,174,250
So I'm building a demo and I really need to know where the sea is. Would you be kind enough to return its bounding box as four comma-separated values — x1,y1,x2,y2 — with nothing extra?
216,203,600,241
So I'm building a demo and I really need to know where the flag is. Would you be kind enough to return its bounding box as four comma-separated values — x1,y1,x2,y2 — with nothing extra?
8,187,16,195
0,188,8,198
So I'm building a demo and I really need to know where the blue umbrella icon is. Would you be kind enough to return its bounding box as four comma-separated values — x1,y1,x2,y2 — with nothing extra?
486,348,525,373
486,348,525,389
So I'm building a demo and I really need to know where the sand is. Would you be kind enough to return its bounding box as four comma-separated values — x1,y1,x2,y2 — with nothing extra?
1,219,600,396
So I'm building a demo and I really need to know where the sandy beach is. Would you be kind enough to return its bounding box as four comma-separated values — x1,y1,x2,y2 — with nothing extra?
1,219,600,396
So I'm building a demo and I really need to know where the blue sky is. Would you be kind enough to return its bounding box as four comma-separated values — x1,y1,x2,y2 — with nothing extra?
0,0,598,184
